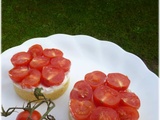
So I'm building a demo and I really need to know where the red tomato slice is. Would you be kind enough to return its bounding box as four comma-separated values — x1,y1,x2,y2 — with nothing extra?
43,48,63,58
9,66,29,83
50,56,71,72
69,99,95,120
93,85,120,107
21,69,41,88
16,110,41,120
84,71,107,90
120,91,141,109
11,52,32,66
28,44,43,57
106,73,130,91
29,56,50,70
116,106,139,120
70,80,93,101
42,66,65,87
89,106,119,120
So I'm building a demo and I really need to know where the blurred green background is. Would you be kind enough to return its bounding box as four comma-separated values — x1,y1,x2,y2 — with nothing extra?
2,0,158,75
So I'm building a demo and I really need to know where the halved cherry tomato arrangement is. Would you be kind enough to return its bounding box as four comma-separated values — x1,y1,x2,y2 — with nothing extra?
9,44,71,88
69,71,140,120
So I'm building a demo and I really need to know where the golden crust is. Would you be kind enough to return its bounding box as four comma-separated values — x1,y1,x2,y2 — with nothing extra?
14,78,69,101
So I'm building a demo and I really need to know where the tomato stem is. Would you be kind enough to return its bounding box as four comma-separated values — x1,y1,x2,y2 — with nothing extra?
1,87,55,120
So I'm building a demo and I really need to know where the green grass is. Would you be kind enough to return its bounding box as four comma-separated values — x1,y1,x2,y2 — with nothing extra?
2,0,158,75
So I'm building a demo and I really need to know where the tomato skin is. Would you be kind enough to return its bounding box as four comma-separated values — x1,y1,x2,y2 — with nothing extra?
69,99,95,120
106,73,130,91
11,52,32,66
93,85,120,107
42,66,65,87
50,56,71,72
16,110,41,120
29,56,50,71
43,48,63,58
70,80,93,101
84,71,107,90
116,106,139,120
9,66,29,83
21,69,41,88
28,44,43,57
89,106,120,120
120,91,141,109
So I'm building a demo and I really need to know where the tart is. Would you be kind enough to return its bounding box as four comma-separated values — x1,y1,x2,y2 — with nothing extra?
9,44,71,101
69,71,140,120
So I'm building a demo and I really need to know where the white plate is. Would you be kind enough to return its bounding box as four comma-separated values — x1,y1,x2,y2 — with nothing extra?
1,34,159,120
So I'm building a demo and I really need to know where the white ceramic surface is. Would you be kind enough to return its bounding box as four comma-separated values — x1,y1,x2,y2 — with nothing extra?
1,34,159,120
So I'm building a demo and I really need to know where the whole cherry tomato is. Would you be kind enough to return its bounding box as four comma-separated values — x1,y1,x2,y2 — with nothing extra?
16,110,41,120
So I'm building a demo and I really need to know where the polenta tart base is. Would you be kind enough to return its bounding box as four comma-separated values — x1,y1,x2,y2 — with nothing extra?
13,78,70,101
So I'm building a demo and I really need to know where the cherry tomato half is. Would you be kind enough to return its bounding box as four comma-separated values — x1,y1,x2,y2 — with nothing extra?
11,52,32,66
28,44,43,57
42,66,65,87
69,99,95,120
43,48,63,58
9,66,29,83
93,85,120,107
16,110,41,120
116,106,139,120
120,91,141,109
70,80,93,101
89,106,119,120
21,69,41,88
50,56,71,72
106,73,130,91
84,71,107,90
29,56,50,71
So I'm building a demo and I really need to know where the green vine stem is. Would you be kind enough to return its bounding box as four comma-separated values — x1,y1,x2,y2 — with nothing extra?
1,88,55,120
